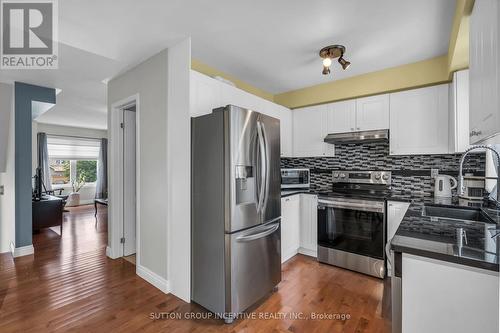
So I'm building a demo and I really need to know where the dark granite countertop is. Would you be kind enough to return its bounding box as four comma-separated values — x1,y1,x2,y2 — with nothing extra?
391,197,500,272
281,188,500,271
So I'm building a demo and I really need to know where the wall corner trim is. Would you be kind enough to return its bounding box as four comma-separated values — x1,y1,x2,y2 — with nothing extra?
105,245,120,259
10,242,34,257
136,264,170,294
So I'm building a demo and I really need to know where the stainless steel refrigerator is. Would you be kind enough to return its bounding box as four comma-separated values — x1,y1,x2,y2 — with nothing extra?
191,105,281,323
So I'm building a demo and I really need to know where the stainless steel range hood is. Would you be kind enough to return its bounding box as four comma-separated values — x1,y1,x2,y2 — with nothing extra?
324,129,389,144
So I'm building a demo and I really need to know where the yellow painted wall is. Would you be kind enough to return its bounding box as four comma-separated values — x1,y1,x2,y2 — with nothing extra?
191,58,274,102
448,0,474,74
274,56,450,109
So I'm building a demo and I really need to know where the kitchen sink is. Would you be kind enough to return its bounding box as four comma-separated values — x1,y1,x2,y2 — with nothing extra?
422,205,494,223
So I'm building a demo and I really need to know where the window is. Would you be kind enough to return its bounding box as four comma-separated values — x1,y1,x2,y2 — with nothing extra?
49,159,70,184
47,136,100,186
76,160,97,183
49,159,98,185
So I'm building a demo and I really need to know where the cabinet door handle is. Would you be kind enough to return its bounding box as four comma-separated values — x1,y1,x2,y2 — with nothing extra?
357,127,360,130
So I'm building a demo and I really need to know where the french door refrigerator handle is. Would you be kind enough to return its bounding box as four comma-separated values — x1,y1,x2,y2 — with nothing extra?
236,222,279,242
260,120,270,213
256,120,266,213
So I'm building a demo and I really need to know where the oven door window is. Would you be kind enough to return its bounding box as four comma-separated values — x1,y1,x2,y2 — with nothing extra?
318,206,384,259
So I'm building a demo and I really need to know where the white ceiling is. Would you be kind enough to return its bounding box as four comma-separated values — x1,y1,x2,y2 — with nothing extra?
0,0,456,129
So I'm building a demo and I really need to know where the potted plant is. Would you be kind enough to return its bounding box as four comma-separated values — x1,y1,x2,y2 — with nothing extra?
66,173,86,207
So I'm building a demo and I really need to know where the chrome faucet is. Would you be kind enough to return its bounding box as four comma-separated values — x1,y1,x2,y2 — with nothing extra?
458,145,500,205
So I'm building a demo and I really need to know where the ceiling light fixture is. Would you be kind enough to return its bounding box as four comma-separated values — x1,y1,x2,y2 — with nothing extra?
338,56,351,70
319,44,351,75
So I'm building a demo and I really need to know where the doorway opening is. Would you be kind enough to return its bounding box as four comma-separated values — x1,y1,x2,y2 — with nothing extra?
108,94,140,266
121,104,137,264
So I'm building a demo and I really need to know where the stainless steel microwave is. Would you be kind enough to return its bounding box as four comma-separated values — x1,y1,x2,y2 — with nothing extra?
281,168,310,189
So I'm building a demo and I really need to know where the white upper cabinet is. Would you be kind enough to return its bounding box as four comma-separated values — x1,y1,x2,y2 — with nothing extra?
220,84,257,111
389,84,450,155
325,95,389,134
255,98,293,157
293,105,333,157
449,70,470,153
326,100,356,133
276,105,293,157
469,0,500,144
190,70,293,157
190,70,222,117
355,94,390,131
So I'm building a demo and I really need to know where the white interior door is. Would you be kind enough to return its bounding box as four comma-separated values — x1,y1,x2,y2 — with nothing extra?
123,108,136,256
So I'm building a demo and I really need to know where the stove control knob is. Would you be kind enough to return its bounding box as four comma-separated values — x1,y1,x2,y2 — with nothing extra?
374,173,381,180
340,173,346,178
333,172,339,178
382,174,390,180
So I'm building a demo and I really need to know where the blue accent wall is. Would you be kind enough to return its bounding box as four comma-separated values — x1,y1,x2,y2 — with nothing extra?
15,82,55,247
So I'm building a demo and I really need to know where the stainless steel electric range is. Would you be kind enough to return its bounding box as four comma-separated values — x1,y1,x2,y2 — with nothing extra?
317,170,391,279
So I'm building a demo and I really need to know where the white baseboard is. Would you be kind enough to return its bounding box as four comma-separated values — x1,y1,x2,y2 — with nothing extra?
298,247,317,258
136,264,170,294
282,249,298,263
10,242,34,257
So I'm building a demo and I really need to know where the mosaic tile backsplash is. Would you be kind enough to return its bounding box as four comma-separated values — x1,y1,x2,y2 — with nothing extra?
281,142,486,199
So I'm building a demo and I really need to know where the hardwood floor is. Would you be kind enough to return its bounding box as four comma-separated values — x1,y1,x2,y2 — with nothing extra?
0,205,391,333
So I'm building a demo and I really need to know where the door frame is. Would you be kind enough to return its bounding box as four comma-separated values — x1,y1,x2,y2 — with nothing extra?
107,94,141,268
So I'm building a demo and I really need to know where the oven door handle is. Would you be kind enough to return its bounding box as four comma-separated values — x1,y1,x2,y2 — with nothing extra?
318,199,385,213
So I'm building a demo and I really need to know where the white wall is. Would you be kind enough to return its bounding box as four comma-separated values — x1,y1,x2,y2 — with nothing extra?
32,122,108,205
0,83,12,173
166,39,191,302
0,83,15,253
108,49,169,285
107,40,191,302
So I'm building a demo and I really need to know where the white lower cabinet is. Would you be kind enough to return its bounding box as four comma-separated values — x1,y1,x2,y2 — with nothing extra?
387,201,410,241
298,194,318,257
402,254,499,333
281,195,300,263
386,201,410,276
280,194,318,263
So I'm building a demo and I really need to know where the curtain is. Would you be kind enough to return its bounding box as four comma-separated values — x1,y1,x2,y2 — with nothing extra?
37,132,52,191
46,136,100,159
95,138,108,199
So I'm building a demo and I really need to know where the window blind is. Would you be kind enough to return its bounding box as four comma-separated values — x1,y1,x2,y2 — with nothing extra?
47,136,100,160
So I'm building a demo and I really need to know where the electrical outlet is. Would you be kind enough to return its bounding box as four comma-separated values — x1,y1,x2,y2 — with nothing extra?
431,169,439,178
0,185,4,195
